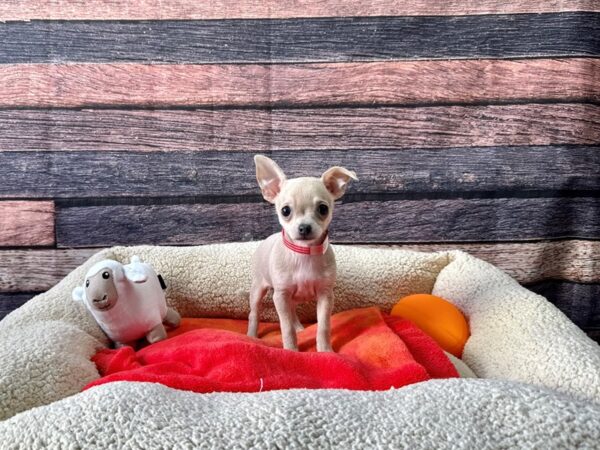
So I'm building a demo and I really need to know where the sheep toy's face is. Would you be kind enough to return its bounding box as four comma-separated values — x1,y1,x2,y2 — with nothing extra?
85,268,119,312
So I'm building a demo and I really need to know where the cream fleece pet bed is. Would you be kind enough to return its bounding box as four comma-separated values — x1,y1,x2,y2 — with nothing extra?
1,243,599,448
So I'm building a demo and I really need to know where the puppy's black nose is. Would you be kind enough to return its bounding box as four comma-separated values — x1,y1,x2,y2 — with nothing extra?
298,224,312,237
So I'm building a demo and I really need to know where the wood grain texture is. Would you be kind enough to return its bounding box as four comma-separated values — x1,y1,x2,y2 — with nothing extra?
0,249,98,293
2,1,599,20
0,202,55,247
56,197,600,247
525,280,600,329
0,294,34,321
1,146,599,199
0,14,598,64
394,240,600,284
1,104,597,152
1,242,596,294
2,59,599,108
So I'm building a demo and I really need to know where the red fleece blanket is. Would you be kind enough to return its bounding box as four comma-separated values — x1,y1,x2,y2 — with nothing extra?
86,307,458,393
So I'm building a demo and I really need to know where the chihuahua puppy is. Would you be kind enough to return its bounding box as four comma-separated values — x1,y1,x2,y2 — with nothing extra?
247,155,357,352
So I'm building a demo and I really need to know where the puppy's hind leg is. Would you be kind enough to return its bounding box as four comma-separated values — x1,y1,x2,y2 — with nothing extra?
248,280,267,338
292,308,304,332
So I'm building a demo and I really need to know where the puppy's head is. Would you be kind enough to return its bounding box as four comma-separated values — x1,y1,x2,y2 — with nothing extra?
254,155,357,244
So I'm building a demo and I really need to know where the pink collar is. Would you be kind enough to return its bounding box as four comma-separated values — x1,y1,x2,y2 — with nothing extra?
282,229,329,255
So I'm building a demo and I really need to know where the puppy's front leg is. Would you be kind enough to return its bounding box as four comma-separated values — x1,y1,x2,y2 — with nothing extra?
273,289,298,351
316,290,334,352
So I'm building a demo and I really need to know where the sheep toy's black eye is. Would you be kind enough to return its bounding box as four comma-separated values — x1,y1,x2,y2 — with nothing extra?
281,206,291,217
318,204,329,216
85,280,90,288
102,271,110,279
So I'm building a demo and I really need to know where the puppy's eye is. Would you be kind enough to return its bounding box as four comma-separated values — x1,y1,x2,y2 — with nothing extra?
85,280,90,288
281,206,291,217
102,271,110,279
318,204,329,216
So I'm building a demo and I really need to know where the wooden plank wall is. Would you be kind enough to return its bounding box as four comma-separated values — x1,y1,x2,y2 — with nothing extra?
0,1,598,342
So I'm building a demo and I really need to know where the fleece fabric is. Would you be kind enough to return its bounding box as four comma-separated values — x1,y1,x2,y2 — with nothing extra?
86,307,458,393
1,380,599,449
0,243,599,449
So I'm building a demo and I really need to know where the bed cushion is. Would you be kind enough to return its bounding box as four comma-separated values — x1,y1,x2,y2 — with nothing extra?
1,380,599,448
0,243,599,426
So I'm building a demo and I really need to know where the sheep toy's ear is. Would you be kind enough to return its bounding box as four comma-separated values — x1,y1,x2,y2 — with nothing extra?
124,255,148,283
124,266,148,283
72,286,85,302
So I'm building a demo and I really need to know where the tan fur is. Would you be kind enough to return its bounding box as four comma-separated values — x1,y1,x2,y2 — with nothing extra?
248,155,357,351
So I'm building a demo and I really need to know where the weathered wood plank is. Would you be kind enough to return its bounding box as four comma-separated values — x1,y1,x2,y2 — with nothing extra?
1,104,597,153
0,249,98,293
525,280,600,330
1,242,597,294
2,59,599,108
394,240,600,285
0,293,34,321
0,14,598,64
1,146,599,199
0,201,55,247
2,1,599,21
56,197,600,247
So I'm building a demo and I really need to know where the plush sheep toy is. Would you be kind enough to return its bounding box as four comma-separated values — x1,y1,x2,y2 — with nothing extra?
72,256,181,348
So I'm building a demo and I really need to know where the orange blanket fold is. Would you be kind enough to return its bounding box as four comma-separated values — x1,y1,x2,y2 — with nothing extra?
86,307,458,393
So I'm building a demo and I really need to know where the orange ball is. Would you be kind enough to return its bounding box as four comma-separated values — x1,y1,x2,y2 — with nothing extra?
390,294,470,357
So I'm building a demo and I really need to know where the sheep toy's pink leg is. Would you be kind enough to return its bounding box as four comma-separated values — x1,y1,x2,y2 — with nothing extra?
146,323,167,344
163,307,181,329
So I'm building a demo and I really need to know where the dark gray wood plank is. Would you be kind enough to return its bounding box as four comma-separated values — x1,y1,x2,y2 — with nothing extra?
1,146,599,199
1,104,598,153
56,197,600,247
0,293,34,320
0,13,598,63
525,280,600,330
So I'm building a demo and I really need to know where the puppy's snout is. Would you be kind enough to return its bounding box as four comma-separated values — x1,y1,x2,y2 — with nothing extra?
298,223,312,237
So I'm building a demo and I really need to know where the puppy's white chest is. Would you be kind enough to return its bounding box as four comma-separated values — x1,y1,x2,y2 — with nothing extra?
289,259,332,301
291,275,321,301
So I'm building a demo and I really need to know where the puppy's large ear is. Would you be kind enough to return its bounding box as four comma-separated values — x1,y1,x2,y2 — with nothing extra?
254,155,286,203
321,167,358,200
